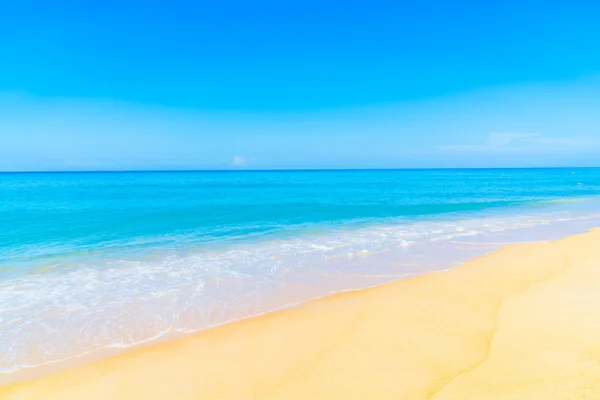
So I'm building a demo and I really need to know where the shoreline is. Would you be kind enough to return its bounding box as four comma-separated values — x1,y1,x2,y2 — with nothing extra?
3,228,600,398
2,214,598,387
3,193,600,379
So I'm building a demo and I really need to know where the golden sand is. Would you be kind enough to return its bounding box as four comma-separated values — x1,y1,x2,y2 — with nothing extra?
3,229,600,399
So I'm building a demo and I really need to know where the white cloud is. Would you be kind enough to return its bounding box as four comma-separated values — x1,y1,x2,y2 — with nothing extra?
436,132,584,152
524,136,586,146
233,156,248,166
485,133,539,148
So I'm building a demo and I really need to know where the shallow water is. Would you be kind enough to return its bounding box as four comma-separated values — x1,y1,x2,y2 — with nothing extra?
1,168,600,373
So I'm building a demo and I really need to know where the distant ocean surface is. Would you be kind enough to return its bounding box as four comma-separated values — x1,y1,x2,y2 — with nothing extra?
2,168,600,374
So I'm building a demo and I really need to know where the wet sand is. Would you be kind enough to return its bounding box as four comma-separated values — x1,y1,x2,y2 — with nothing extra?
2,229,600,399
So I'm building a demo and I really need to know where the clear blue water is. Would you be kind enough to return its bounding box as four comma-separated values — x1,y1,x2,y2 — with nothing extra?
2,168,600,373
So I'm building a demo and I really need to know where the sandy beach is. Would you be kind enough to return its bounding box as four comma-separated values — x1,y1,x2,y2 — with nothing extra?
2,228,600,399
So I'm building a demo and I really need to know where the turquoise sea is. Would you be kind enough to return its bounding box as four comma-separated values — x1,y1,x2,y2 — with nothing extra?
2,168,600,373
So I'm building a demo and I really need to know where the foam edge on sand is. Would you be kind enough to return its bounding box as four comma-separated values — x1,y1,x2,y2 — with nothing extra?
3,229,600,399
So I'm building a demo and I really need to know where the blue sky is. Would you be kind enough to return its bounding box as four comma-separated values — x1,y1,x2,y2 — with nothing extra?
1,0,599,170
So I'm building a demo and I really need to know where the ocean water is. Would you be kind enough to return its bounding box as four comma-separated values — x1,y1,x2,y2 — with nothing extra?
1,168,600,374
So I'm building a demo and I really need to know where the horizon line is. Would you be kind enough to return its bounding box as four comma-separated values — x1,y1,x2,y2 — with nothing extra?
1,166,599,174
